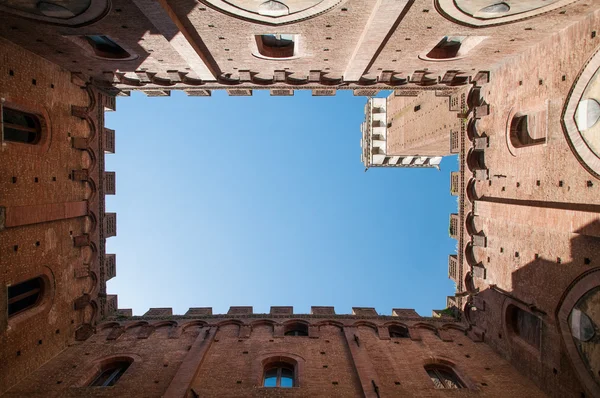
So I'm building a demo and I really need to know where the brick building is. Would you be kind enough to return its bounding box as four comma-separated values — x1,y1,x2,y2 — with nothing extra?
0,0,599,397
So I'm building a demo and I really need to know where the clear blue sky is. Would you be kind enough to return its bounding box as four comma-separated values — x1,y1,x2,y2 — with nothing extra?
105,90,458,317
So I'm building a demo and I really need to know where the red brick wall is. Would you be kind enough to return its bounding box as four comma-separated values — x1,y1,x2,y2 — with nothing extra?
3,315,546,397
0,38,109,394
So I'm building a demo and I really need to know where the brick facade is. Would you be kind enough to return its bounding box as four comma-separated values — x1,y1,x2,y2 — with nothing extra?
0,0,599,397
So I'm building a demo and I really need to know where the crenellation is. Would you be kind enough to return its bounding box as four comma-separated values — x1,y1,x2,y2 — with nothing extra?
1,1,599,397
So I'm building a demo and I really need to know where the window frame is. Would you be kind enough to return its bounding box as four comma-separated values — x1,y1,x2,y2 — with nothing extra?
89,360,131,387
252,34,301,60
389,325,410,338
7,277,44,318
263,362,295,388
283,322,309,337
425,365,465,389
1,105,42,146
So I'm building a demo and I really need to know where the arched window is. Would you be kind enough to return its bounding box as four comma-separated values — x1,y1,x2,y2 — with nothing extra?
423,36,485,61
507,305,541,349
389,325,410,338
427,36,464,59
510,114,545,148
8,277,44,317
89,359,132,387
84,35,131,59
255,34,296,58
425,365,464,389
264,362,294,388
284,322,308,336
2,107,41,144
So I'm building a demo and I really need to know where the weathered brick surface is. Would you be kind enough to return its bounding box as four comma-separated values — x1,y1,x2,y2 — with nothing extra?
449,9,600,398
3,315,546,397
0,1,599,397
0,38,111,394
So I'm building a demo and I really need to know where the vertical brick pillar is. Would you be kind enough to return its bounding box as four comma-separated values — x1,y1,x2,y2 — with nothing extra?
343,327,380,398
163,327,216,398
4,201,88,228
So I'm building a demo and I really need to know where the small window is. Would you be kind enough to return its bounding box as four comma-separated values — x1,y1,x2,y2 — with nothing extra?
509,114,545,147
264,362,294,388
89,360,132,387
255,34,296,58
8,277,43,317
423,36,485,60
2,107,41,144
389,325,410,338
425,365,464,389
507,305,541,348
284,323,308,336
427,37,463,59
84,35,131,59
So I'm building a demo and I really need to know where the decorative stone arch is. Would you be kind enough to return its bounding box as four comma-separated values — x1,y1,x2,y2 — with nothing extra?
506,107,547,152
434,0,578,28
464,242,483,269
464,272,477,294
253,352,306,387
466,148,486,173
181,320,208,333
501,299,543,359
124,321,148,331
5,267,56,330
214,319,243,338
81,147,97,173
216,319,244,327
556,269,600,396
97,321,120,331
314,320,344,329
384,322,411,338
1,99,52,155
83,271,98,296
352,320,378,331
251,319,277,335
466,178,479,203
562,47,600,179
413,322,439,336
74,353,142,387
467,119,479,141
419,36,487,62
84,177,97,203
251,319,278,328
199,0,343,26
441,323,468,333
422,356,477,389
282,319,310,336
83,212,97,235
152,320,178,328
0,0,110,27
65,35,138,62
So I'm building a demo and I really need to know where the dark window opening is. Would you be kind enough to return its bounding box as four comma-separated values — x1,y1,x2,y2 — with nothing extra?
8,277,43,317
284,322,308,336
389,325,410,338
89,360,132,387
84,35,131,59
256,34,295,58
507,305,541,349
425,365,464,389
509,114,545,148
426,37,463,59
264,362,294,388
2,107,41,144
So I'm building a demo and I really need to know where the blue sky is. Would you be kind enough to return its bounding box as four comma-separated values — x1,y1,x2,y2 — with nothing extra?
105,90,458,317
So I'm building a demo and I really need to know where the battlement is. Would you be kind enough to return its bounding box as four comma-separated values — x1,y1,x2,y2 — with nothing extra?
107,305,459,323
